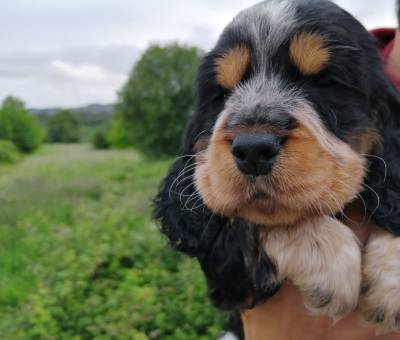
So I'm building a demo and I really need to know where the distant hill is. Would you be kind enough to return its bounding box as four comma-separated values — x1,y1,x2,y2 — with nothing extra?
30,103,114,116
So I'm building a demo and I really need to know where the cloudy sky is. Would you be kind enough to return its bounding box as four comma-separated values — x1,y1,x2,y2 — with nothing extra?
0,0,397,108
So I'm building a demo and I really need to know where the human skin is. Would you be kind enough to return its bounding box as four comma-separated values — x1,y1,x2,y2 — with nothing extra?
241,285,400,340
388,30,400,77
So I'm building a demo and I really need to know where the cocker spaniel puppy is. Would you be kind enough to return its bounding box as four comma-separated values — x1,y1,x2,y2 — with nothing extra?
154,0,400,332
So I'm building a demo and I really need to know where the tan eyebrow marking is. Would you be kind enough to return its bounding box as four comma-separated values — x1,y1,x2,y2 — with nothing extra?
290,32,330,75
215,46,250,89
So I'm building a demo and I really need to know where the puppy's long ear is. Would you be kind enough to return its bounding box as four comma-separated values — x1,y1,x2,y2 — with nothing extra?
364,76,400,235
153,52,224,257
153,53,280,310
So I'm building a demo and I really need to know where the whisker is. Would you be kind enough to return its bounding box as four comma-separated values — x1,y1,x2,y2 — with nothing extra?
174,165,198,187
362,183,380,221
361,154,387,182
173,154,197,162
194,129,211,141
183,191,201,209
321,188,347,219
179,179,197,204
355,192,368,222
182,197,204,212
330,178,370,222
168,161,197,200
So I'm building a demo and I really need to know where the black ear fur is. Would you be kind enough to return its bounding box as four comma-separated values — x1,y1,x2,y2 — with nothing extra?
153,155,222,257
199,219,281,310
364,76,400,235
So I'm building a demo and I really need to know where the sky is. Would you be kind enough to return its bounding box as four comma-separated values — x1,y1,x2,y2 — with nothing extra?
0,0,397,108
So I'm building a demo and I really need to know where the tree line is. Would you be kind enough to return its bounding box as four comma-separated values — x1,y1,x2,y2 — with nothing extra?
0,42,201,159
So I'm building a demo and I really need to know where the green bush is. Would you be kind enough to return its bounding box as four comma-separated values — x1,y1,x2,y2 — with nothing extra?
0,140,19,163
0,145,225,339
48,110,80,143
0,96,43,153
114,43,201,156
107,116,130,149
92,128,110,149
15,227,224,340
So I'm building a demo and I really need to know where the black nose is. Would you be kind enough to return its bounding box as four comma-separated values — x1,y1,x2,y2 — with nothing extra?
231,133,281,176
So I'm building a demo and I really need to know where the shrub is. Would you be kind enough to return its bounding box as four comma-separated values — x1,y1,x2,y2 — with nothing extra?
0,96,43,153
115,43,202,156
107,116,130,149
48,110,80,143
92,128,110,149
17,239,225,340
0,140,19,163
0,149,226,339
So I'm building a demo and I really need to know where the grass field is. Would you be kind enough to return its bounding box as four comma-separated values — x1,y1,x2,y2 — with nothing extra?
0,144,224,339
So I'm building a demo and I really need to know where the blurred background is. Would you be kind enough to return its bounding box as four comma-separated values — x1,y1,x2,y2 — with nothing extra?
0,0,397,339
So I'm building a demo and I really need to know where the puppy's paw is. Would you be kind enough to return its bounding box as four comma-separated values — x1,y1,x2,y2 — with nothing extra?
298,243,361,319
265,216,361,319
361,229,400,333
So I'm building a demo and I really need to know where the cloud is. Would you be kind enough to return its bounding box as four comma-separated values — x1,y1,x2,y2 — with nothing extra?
0,0,397,107
50,60,111,81
0,44,139,107
334,0,397,28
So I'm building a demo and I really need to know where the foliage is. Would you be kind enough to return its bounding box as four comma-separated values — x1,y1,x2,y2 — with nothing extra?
80,111,113,143
0,140,20,163
114,43,202,155
37,110,113,143
107,116,130,149
0,96,43,153
92,128,110,149
47,110,80,143
0,144,225,339
78,110,113,128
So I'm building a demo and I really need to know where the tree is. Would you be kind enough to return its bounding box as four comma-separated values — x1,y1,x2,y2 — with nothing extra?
48,110,80,143
114,43,202,156
0,96,43,153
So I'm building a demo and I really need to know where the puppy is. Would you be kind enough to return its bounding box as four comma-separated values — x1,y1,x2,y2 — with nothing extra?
154,0,400,331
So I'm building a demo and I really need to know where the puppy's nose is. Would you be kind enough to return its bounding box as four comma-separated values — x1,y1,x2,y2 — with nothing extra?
231,133,281,176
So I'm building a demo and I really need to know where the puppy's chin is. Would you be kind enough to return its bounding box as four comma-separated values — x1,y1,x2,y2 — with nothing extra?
195,124,366,227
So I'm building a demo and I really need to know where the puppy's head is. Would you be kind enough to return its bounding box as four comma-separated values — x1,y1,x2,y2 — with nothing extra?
193,0,386,227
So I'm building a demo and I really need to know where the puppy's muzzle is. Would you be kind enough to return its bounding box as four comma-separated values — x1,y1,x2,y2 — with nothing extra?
231,133,281,176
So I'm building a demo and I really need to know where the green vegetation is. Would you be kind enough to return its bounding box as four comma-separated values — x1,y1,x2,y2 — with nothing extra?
0,144,225,339
0,96,43,153
107,116,129,149
79,111,113,143
0,140,20,163
92,128,111,149
111,43,201,156
47,110,81,143
36,108,113,143
0,40,221,339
